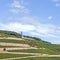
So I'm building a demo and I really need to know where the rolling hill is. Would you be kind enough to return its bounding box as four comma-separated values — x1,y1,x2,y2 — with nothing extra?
0,30,60,60
0,30,22,38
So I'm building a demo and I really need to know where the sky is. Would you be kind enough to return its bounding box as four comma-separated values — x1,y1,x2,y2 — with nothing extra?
0,0,60,44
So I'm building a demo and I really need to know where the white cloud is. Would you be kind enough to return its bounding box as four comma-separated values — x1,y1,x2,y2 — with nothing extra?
10,9,20,14
55,3,60,6
10,0,29,14
52,0,59,2
0,22,35,32
48,16,53,20
0,22,60,39
30,23,60,38
11,0,24,8
19,17,40,25
34,24,55,35
0,15,60,39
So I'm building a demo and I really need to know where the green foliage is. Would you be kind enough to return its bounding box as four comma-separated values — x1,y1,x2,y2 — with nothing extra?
0,39,24,43
0,38,52,48
8,49,58,54
16,57,60,60
0,30,60,55
0,30,21,38
0,39,60,54
0,53,31,59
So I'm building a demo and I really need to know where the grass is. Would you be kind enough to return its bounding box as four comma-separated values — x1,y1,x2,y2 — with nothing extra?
15,57,60,60
0,53,32,59
0,39,52,48
8,49,59,55
0,39,25,44
0,31,60,60
0,38,60,54
0,39,60,49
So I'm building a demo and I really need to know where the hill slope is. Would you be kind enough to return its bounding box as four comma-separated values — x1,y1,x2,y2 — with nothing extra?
0,30,60,55
0,30,51,48
0,30,22,38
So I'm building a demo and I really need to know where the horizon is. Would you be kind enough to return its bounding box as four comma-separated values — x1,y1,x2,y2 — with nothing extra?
0,0,60,44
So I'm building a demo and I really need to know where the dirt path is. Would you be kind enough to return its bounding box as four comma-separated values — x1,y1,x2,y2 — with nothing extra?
0,49,60,60
6,47,38,50
0,42,30,47
1,54,60,60
0,51,60,57
0,51,42,55
0,56,38,60
0,37,23,40
0,47,38,52
0,37,60,60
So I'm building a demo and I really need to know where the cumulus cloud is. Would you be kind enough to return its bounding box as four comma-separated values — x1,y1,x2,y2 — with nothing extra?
0,22,60,39
10,0,29,14
29,24,60,38
48,16,53,20
11,0,24,8
52,0,59,2
55,3,60,6
0,22,35,32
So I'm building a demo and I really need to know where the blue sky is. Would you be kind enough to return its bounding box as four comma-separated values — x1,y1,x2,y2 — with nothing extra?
0,0,60,44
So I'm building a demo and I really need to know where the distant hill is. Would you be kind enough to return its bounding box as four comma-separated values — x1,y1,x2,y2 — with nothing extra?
0,30,60,55
0,30,51,44
0,30,52,48
0,30,21,38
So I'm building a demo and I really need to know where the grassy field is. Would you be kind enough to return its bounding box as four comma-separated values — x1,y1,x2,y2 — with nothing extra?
0,38,60,54
15,57,60,60
0,39,25,44
0,31,60,59
0,53,32,59
8,49,58,55
0,39,58,48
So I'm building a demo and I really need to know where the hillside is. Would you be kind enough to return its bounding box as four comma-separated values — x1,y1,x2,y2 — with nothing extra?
0,30,60,60
0,30,52,48
0,30,22,38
